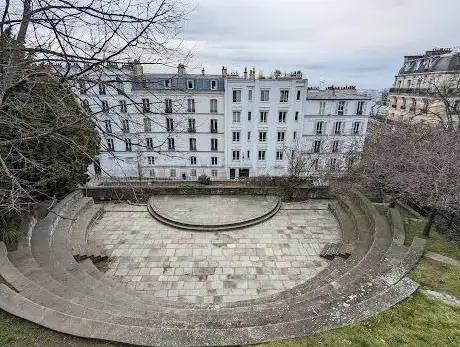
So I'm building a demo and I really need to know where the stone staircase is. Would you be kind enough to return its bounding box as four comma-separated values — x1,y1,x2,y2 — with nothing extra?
0,190,425,346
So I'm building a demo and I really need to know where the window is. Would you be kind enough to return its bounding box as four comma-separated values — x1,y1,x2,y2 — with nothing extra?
258,150,266,161
187,80,194,89
210,99,218,113
190,169,197,177
278,111,286,123
246,150,250,159
276,151,283,160
164,79,171,88
122,119,130,133
99,83,106,95
125,138,132,151
170,169,176,177
82,99,90,113
313,140,321,153
190,156,197,165
104,120,112,133
102,101,109,113
416,79,422,89
401,97,406,109
210,80,217,90
232,89,241,102
78,81,86,94
232,131,240,142
356,101,364,115
233,111,241,123
260,89,269,102
332,140,339,153
407,80,411,88
188,119,196,132
149,169,155,177
247,131,251,141
144,117,151,132
248,111,252,121
142,98,150,112
293,131,297,140
211,138,218,151
166,118,174,132
280,90,289,103
352,122,361,134
210,119,218,133
120,100,127,113
189,138,196,151
165,99,172,113
211,169,218,177
116,77,123,94
211,157,218,165
397,80,402,88
248,89,253,101
334,121,343,135
319,101,326,115
107,138,114,151
168,138,175,150
259,131,267,142
232,150,240,161
260,111,267,123
277,131,285,142
295,112,299,121
187,99,195,112
146,137,153,150
337,101,346,115
316,121,324,134
148,156,155,165
329,158,338,171
313,158,319,171
296,90,301,100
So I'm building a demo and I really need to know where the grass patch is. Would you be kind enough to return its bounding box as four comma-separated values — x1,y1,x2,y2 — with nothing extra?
405,219,460,260
259,292,460,347
409,258,460,297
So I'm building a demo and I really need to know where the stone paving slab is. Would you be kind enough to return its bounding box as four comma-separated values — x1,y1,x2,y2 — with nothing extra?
88,200,340,304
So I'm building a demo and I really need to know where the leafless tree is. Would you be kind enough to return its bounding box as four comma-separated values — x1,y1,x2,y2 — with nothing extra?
0,0,191,217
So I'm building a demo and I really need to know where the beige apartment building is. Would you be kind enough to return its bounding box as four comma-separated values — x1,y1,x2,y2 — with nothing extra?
388,48,460,126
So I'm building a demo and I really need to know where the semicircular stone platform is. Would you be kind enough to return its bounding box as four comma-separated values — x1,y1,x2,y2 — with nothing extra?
148,195,281,231
90,199,339,304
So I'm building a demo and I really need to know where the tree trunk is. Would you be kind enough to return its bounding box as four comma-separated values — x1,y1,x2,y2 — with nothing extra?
423,209,437,237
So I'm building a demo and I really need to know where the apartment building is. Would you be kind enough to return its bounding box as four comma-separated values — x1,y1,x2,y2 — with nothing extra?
303,87,370,172
80,63,370,180
388,48,460,123
80,63,226,179
224,68,308,178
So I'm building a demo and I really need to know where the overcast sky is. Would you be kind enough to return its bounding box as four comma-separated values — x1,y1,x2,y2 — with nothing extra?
174,0,459,89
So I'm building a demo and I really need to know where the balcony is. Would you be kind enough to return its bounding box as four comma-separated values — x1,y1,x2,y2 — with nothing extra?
210,128,218,133
165,107,172,114
400,106,406,110
391,104,397,109
409,107,416,112
188,128,196,133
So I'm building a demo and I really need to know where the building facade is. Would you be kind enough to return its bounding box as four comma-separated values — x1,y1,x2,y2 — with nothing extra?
80,64,370,180
388,48,460,124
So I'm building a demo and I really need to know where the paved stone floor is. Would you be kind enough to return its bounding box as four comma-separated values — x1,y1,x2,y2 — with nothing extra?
150,195,279,226
88,199,340,304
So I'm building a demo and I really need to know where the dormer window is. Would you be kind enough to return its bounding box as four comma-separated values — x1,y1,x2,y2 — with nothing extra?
210,80,217,90
187,80,194,89
164,79,171,88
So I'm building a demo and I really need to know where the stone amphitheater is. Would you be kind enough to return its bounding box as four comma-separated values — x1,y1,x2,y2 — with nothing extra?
0,191,426,346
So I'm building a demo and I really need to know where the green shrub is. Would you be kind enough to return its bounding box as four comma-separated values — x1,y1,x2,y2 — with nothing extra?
198,174,210,185
0,216,21,246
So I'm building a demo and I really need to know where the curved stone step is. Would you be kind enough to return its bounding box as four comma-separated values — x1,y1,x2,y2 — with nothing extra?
147,198,282,232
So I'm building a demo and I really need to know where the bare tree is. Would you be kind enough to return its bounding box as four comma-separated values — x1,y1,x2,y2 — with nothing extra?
0,0,191,217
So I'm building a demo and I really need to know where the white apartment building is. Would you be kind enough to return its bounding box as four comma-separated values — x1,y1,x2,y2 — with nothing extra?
224,68,307,178
79,63,370,180
303,87,370,172
80,63,226,180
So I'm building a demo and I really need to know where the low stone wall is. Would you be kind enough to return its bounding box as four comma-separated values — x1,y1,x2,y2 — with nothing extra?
81,185,330,202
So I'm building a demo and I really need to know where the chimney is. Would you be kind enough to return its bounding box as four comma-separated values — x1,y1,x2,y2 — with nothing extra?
243,67,248,80
201,68,205,76
177,64,185,76
133,59,143,77
252,68,256,80
222,66,227,77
